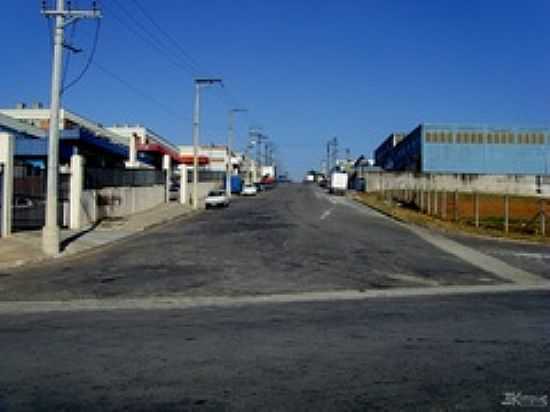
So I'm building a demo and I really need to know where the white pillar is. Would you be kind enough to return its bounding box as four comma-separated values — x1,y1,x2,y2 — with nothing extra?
69,154,84,230
163,154,172,203
251,160,258,183
179,164,188,205
0,133,14,237
129,134,138,166
225,148,232,198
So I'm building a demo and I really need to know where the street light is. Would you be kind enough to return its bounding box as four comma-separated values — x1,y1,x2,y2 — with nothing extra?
227,108,247,197
192,78,222,210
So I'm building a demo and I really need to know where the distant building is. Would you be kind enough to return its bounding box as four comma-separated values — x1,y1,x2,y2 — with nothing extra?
179,144,228,172
0,112,47,177
374,132,406,168
108,125,180,170
0,106,129,168
375,124,550,175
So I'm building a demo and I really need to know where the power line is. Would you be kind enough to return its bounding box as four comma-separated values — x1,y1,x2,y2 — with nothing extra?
91,61,187,120
129,0,204,76
106,0,198,77
106,0,254,125
62,19,101,94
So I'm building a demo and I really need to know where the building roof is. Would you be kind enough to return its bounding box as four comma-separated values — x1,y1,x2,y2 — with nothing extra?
0,108,128,146
108,125,180,155
0,112,45,138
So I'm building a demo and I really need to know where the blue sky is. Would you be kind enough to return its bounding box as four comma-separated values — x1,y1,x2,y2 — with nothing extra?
2,0,550,179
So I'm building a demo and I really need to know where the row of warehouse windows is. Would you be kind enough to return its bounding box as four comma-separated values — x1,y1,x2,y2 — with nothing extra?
425,131,547,145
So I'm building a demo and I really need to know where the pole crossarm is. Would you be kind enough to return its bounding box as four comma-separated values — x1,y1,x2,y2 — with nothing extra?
42,9,102,28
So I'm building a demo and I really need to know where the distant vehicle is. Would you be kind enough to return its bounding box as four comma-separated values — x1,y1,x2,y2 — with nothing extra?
168,183,179,201
260,175,276,190
205,190,230,209
224,175,243,194
241,184,258,196
319,178,328,188
304,174,315,183
329,172,348,195
261,165,276,179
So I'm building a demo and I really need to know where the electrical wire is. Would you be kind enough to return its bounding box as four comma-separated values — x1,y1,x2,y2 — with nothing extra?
103,2,198,77
62,19,78,90
129,0,204,76
107,0,252,119
91,61,187,120
62,19,101,94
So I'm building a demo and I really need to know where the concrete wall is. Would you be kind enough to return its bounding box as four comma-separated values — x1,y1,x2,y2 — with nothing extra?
359,170,550,197
80,184,165,226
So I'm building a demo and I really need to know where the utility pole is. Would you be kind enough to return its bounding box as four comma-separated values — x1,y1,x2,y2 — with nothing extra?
192,78,222,209
326,137,338,174
42,0,101,255
250,128,267,180
326,141,331,174
226,108,247,197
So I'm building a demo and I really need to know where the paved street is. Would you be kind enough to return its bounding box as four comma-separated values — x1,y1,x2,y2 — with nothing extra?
0,184,513,301
0,184,549,411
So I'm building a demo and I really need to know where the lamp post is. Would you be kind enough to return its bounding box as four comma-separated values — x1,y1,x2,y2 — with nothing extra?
226,108,247,197
191,78,222,209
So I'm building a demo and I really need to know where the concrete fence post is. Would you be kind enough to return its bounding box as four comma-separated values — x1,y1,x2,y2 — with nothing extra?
0,133,14,237
504,195,510,234
433,191,439,216
69,154,84,230
427,190,432,215
163,154,172,203
454,191,459,222
540,199,546,237
442,191,448,220
179,164,188,205
474,192,480,228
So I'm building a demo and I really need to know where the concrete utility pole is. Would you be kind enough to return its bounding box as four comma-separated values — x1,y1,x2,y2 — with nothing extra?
226,108,247,197
249,128,267,180
42,0,101,255
192,78,222,209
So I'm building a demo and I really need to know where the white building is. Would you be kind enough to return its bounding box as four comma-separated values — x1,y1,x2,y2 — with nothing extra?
179,144,229,172
108,125,180,170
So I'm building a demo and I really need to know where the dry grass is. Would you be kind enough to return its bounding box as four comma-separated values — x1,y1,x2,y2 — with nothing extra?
354,192,550,245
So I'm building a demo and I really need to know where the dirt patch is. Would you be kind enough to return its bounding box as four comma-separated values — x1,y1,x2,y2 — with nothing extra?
355,192,550,244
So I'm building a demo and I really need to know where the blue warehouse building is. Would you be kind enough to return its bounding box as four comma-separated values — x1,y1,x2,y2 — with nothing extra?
377,123,550,175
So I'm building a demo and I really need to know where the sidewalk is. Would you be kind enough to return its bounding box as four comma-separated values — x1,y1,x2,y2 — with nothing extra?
0,202,194,270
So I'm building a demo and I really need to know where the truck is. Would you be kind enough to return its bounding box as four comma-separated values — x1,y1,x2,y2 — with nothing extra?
304,174,315,183
329,172,348,195
261,165,276,179
224,175,243,194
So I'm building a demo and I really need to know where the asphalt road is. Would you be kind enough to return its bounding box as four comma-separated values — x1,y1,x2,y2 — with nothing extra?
0,184,508,301
1,183,549,411
1,292,550,411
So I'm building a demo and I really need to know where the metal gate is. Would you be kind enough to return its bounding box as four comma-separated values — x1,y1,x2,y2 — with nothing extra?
13,171,68,231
